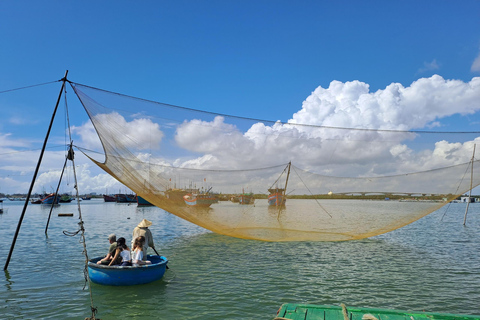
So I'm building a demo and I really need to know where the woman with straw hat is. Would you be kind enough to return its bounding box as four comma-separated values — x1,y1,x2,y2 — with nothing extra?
131,219,155,260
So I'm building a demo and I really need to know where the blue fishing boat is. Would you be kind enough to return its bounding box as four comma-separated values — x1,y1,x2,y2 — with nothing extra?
88,255,168,286
39,193,59,205
268,162,291,207
137,195,154,206
268,188,286,206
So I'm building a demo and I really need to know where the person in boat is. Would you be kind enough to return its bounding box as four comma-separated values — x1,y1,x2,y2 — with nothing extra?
131,219,156,261
132,236,152,266
97,233,118,265
109,237,132,266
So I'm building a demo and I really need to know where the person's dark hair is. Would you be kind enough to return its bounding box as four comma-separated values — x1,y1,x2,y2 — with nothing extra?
117,237,127,250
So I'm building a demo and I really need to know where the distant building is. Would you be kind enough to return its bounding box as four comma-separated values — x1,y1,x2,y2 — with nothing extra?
460,196,476,203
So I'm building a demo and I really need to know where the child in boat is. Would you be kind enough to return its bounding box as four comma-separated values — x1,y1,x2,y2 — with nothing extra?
132,236,151,266
109,237,132,266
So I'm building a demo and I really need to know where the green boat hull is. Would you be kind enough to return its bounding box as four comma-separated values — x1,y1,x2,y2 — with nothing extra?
275,304,480,320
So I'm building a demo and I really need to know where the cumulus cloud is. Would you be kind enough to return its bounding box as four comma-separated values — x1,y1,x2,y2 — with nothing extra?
292,75,480,130
72,112,164,152
171,75,480,176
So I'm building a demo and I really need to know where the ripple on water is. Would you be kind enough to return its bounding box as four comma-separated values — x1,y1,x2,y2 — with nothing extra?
0,201,480,319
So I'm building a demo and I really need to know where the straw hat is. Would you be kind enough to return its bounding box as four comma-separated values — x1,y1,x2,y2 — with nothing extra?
137,219,152,228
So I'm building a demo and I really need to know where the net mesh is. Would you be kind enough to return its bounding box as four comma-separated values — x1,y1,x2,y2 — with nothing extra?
71,82,480,241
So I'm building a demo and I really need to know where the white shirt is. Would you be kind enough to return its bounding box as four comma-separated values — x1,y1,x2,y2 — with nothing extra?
132,249,144,266
120,249,131,262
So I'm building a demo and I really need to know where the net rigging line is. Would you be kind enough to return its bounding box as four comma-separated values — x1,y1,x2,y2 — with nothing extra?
69,81,480,135
0,80,60,94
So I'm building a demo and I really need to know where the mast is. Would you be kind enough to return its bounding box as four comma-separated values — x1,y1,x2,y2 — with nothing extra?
282,162,291,205
463,144,476,226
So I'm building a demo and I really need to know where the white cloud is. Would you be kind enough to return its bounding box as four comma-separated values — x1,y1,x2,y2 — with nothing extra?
171,75,480,176
471,51,480,73
417,59,440,74
0,133,31,148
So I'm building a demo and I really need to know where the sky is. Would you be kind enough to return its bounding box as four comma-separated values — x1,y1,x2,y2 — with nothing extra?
1,1,480,195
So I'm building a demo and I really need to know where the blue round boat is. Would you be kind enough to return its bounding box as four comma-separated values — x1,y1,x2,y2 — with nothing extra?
88,255,168,286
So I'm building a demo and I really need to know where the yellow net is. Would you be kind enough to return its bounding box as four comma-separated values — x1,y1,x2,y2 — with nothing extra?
71,82,480,241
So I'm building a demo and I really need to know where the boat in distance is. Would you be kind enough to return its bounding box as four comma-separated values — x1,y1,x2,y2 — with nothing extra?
267,188,286,206
275,303,480,320
31,193,60,205
137,195,154,206
183,193,218,207
87,255,168,286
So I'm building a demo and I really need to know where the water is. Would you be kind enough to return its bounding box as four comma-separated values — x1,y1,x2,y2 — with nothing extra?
1,199,479,319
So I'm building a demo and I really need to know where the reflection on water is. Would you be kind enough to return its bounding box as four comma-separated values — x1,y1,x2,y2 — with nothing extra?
0,199,479,319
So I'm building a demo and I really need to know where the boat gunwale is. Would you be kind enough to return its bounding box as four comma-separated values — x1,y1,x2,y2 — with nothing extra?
277,303,480,320
88,255,168,270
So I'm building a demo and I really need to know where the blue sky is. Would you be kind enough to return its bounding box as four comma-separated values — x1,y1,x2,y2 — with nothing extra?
1,1,480,195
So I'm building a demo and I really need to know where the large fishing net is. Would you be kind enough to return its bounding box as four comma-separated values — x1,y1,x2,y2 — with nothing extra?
70,82,480,241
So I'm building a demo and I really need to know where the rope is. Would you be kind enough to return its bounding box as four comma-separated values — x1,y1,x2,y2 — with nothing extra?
60,86,100,319
341,303,349,320
0,80,59,94
440,159,472,221
291,164,332,218
69,81,480,134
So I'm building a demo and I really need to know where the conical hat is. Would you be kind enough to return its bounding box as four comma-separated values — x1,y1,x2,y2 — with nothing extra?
137,219,152,228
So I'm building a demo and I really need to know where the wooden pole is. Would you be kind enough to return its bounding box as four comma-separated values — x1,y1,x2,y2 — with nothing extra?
463,144,476,226
45,153,69,234
4,70,68,270
283,161,291,205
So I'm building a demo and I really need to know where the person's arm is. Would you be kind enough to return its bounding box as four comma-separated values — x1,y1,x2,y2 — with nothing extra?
108,249,120,266
147,230,155,248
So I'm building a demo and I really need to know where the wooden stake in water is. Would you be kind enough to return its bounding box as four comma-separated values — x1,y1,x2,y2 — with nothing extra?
463,144,476,226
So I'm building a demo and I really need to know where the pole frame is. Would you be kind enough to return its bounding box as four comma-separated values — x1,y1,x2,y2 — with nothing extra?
4,70,69,270
463,144,476,226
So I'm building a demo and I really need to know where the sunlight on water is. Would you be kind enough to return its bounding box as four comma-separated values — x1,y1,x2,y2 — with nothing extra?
1,199,479,319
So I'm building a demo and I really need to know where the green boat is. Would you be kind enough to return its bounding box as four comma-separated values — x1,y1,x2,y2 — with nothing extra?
274,304,480,320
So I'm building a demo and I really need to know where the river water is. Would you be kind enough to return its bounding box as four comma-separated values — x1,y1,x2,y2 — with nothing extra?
1,199,479,319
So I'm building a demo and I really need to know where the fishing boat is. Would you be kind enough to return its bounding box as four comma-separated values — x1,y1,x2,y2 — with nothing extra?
115,193,137,203
33,193,59,205
87,255,168,286
166,188,200,205
268,188,286,206
103,194,116,202
183,188,218,207
238,190,254,205
275,304,480,320
268,162,291,207
59,194,73,203
137,195,154,206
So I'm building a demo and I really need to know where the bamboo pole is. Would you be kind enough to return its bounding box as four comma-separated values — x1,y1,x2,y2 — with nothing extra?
463,144,476,226
4,70,68,270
